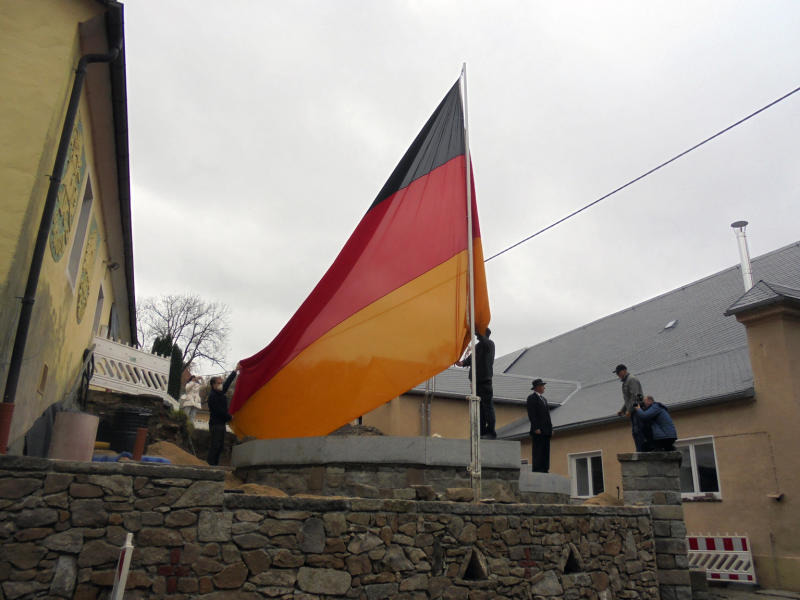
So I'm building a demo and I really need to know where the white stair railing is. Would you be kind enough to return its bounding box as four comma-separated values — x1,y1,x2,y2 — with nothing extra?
90,336,178,409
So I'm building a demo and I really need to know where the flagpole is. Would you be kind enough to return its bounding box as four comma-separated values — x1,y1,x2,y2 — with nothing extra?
461,63,481,502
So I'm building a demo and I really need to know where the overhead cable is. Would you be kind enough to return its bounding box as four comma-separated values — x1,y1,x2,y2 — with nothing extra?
485,84,800,262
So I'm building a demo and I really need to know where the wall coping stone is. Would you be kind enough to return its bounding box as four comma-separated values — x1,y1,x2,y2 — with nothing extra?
0,455,224,480
618,451,682,463
232,436,522,469
224,493,651,516
519,471,570,494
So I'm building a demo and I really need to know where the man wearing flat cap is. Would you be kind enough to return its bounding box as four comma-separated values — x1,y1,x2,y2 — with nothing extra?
614,364,648,452
526,378,552,472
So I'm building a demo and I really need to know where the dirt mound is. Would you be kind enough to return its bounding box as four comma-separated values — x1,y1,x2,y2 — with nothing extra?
146,441,207,467
582,492,623,506
223,471,287,496
330,423,384,436
240,484,289,497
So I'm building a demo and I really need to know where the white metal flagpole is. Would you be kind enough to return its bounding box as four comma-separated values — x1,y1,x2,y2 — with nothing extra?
461,63,481,501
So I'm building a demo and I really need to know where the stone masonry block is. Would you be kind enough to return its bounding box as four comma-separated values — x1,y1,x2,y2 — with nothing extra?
649,505,684,520
655,538,689,555
658,569,691,585
652,520,671,537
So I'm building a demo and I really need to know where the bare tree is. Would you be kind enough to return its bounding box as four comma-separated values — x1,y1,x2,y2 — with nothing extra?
137,294,231,370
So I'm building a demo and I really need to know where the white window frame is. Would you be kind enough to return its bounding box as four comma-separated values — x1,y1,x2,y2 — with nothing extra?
568,450,605,498
66,177,94,288
675,436,722,500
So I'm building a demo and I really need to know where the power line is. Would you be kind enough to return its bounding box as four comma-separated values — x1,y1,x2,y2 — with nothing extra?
484,84,800,263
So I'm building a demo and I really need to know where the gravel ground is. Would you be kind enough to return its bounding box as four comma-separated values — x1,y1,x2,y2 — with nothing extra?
710,586,800,600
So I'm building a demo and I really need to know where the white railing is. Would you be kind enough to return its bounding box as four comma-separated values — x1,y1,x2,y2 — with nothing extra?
90,336,178,409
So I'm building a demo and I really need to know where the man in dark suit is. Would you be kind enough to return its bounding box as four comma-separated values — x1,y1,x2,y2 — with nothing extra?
457,327,496,439
526,378,552,472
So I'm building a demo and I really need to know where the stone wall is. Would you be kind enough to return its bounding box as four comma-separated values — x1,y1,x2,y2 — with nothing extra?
237,463,522,503
619,452,691,600
0,455,660,599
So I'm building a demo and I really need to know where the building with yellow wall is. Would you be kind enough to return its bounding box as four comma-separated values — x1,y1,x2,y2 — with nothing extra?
366,241,800,591
0,1,135,453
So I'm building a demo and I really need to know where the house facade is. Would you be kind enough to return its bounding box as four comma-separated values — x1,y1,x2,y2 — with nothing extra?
364,241,800,591
0,1,135,453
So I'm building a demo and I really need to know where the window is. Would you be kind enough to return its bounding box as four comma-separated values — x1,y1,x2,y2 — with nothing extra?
107,303,120,340
676,437,720,498
67,178,93,287
569,451,604,498
91,286,104,335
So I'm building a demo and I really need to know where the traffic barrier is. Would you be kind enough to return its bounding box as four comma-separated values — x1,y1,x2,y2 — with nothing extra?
686,534,756,583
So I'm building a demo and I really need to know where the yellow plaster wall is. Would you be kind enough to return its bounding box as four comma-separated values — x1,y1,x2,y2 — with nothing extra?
362,394,527,440
1,1,123,451
545,306,800,591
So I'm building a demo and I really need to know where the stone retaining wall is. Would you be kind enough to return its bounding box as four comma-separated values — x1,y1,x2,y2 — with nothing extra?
620,452,692,600
0,455,659,599
236,463,523,503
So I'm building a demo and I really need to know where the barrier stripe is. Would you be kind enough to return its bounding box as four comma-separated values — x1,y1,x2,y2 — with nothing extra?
686,534,756,584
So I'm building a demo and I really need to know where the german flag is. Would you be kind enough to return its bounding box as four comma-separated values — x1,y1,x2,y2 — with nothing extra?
230,80,490,439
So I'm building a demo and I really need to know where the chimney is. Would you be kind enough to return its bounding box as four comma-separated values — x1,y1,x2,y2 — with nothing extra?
730,221,754,291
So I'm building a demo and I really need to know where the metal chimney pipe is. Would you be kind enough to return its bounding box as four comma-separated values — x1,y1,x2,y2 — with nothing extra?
731,221,754,291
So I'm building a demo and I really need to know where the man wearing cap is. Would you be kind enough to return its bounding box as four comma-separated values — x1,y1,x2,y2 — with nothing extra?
614,364,647,452
457,327,496,439
526,379,552,472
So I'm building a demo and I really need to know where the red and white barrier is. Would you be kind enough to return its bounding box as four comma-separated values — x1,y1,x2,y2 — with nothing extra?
686,534,756,583
111,533,134,599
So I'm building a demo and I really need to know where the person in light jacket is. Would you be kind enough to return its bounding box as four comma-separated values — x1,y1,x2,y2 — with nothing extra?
180,375,203,423
614,364,648,451
634,395,677,451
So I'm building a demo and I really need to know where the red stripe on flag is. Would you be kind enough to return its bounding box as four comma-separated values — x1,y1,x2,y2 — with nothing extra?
232,156,475,413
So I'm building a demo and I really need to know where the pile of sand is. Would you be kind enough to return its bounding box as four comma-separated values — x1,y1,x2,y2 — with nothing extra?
144,441,290,496
582,492,623,506
224,471,287,496
145,441,207,467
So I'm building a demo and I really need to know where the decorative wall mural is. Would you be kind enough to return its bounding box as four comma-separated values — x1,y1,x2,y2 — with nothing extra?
75,217,99,324
49,116,87,262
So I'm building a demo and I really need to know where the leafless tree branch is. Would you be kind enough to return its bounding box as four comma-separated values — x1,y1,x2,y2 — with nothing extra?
136,293,231,371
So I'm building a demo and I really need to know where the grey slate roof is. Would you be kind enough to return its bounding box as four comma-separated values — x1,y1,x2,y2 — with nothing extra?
725,280,800,316
409,367,563,409
493,241,800,439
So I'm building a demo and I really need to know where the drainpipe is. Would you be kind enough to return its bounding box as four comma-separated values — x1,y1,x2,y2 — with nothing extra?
0,34,122,455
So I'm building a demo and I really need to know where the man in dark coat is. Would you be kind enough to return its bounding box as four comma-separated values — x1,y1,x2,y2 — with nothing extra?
207,364,239,466
526,378,552,473
457,327,496,439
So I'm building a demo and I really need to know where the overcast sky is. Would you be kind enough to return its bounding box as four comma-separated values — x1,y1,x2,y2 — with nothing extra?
124,1,800,373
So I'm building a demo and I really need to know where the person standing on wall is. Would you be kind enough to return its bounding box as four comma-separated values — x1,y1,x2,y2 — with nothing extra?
207,363,239,466
526,378,552,473
457,327,496,439
634,395,678,451
614,364,648,452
